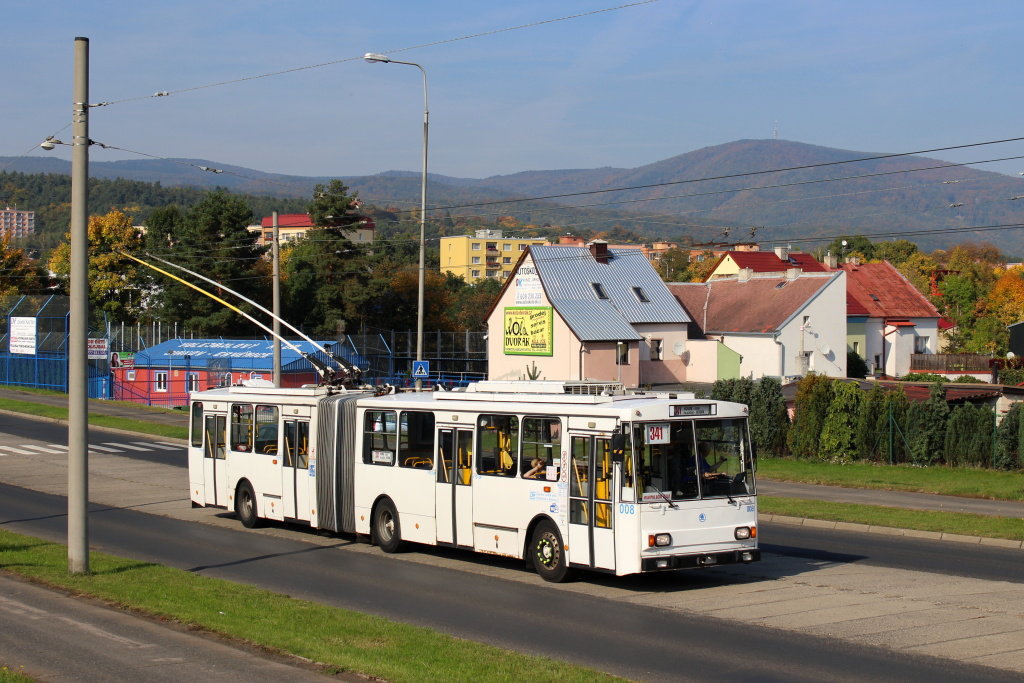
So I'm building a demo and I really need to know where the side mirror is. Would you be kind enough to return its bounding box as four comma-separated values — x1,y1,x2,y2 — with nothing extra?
610,433,627,463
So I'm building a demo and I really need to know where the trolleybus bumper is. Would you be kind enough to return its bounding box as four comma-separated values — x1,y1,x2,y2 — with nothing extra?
642,548,760,572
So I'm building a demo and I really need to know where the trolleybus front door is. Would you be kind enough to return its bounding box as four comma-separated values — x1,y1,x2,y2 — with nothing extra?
435,428,474,547
203,414,227,507
283,420,310,520
568,435,616,571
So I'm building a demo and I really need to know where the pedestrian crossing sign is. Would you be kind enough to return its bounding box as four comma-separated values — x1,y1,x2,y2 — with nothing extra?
412,361,430,378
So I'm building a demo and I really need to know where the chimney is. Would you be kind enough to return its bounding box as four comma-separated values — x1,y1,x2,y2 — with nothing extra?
824,253,838,269
737,267,753,282
774,245,789,261
588,239,611,264
786,267,801,280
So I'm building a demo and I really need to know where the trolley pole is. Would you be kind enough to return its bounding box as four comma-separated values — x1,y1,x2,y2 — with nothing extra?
68,36,90,574
272,211,281,387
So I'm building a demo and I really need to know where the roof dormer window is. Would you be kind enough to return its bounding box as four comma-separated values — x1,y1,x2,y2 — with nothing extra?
591,282,609,300
632,286,650,303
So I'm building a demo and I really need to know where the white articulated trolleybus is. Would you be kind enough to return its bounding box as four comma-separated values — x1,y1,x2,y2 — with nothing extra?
189,380,760,582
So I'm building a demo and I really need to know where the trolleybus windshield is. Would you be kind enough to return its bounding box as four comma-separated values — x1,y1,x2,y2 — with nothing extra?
632,418,753,502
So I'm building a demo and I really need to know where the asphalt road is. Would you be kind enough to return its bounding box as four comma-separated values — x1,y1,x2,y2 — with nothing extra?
0,482,1020,683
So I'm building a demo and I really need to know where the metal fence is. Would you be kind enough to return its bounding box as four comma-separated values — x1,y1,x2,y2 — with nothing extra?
349,326,488,387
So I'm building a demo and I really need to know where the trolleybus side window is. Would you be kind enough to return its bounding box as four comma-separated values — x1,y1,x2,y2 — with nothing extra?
617,427,636,502
399,411,436,468
364,410,397,466
230,404,254,452
295,421,309,469
190,402,203,448
521,417,560,480
437,430,454,483
477,414,518,477
254,405,279,455
204,414,226,460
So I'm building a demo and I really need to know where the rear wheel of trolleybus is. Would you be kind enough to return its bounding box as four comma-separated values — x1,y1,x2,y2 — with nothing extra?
235,481,262,529
373,498,407,553
531,520,572,583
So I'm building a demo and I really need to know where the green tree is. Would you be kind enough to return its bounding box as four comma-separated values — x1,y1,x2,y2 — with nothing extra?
148,191,266,336
847,351,868,378
875,388,910,464
995,403,1024,470
309,179,363,230
824,235,874,262
786,373,833,459
856,382,887,459
872,239,919,267
818,381,862,462
749,376,789,457
905,382,948,466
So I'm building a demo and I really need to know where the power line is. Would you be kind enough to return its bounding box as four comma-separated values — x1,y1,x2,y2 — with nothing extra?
89,2,661,106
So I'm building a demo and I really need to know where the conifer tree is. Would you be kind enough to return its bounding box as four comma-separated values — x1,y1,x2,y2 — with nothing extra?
856,382,887,459
819,381,862,462
787,373,833,459
750,376,789,457
906,382,948,466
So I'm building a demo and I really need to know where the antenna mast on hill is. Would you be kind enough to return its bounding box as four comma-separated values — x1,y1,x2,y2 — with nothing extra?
773,120,778,140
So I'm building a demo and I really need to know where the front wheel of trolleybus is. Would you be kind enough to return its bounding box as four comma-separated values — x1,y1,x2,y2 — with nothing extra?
531,520,572,583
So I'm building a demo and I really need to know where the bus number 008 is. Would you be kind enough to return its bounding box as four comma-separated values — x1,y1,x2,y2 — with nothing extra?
618,504,635,515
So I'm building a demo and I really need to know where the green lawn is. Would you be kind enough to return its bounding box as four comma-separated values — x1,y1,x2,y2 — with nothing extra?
757,457,1024,501
0,668,34,683
0,529,622,683
761,496,1024,541
0,396,187,441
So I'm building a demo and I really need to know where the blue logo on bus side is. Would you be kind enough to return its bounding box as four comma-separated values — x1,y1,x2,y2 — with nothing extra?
698,513,707,523
550,504,558,514
309,462,316,477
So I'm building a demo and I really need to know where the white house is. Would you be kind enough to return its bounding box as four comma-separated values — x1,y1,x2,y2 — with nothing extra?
669,269,848,380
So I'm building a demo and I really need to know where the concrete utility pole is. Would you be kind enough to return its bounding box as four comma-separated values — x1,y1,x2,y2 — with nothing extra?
272,211,281,387
68,36,90,574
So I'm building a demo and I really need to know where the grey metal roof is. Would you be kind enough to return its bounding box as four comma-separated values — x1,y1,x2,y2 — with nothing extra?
530,246,689,342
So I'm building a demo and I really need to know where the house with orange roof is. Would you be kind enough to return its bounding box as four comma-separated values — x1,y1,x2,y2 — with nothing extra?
705,246,826,280
249,213,375,248
833,261,940,378
669,269,847,380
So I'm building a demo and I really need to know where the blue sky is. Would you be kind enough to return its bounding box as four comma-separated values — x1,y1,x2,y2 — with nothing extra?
4,1,1024,180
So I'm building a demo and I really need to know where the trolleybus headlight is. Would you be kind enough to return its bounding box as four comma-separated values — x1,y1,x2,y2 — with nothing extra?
648,533,672,547
735,526,752,540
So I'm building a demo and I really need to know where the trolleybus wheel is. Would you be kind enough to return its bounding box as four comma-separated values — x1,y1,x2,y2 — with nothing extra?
236,481,261,529
531,520,571,583
373,499,406,553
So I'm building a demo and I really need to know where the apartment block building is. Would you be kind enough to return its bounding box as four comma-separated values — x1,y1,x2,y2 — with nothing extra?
440,230,548,283
0,207,35,238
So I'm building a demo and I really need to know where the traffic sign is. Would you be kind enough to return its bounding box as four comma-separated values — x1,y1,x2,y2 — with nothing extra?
412,361,430,378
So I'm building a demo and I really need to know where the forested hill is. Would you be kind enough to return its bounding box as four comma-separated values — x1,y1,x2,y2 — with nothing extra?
5,138,1024,252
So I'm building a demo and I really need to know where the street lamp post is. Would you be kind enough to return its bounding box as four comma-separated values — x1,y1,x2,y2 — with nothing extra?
364,53,428,391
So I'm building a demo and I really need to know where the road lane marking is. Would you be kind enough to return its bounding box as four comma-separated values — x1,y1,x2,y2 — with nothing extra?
148,440,186,450
103,442,152,452
145,442,185,450
0,445,36,455
87,445,124,453
0,595,154,648
19,444,67,454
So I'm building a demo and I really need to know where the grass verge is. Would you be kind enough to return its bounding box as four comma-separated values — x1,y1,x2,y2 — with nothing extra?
0,398,186,441
757,458,1024,502
761,496,1024,541
0,668,34,682
0,529,621,683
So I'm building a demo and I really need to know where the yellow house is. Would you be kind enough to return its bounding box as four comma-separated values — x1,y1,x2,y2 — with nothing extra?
440,230,548,283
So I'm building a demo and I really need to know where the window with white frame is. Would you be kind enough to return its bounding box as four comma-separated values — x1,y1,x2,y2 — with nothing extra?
651,339,664,360
187,373,199,393
472,256,481,264
914,335,929,354
472,242,481,250
154,371,168,392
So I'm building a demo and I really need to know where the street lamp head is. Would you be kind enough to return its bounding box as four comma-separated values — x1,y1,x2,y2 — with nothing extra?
364,52,390,63
40,137,63,151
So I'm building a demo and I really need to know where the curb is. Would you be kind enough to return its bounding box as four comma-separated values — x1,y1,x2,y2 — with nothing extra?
763,513,1024,549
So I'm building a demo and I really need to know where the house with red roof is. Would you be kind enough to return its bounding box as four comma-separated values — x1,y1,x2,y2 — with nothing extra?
705,246,827,280
834,261,940,378
249,213,375,248
669,269,847,380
